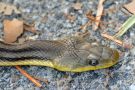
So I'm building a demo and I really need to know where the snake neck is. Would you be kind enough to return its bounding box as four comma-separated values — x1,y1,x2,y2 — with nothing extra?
0,37,85,67
0,40,66,62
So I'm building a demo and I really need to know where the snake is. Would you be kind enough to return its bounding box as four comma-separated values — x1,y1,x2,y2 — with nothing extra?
0,36,119,72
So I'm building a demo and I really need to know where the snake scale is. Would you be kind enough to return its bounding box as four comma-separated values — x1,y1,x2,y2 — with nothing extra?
0,36,119,72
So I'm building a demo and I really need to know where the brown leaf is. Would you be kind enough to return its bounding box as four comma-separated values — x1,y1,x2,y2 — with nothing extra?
72,2,82,10
23,23,37,33
124,0,135,14
0,3,21,15
3,19,23,43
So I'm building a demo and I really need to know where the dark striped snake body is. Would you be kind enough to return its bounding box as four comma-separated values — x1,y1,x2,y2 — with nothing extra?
0,36,119,72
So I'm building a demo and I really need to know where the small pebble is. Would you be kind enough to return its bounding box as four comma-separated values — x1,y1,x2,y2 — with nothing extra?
129,84,135,90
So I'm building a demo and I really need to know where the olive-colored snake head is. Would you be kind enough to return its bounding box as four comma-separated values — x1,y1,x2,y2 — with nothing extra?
54,36,119,72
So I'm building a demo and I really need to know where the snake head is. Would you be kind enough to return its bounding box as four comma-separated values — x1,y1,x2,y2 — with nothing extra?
82,44,119,71
54,36,119,72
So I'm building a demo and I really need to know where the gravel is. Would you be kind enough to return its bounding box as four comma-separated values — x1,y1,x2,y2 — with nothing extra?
0,0,135,90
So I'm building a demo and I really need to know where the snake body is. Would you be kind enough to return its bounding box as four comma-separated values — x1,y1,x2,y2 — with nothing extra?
0,36,119,72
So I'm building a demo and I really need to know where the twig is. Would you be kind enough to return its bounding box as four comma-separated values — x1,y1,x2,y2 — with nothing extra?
93,0,105,30
81,11,104,31
79,21,91,31
33,76,49,85
86,12,101,23
15,65,42,87
101,33,123,46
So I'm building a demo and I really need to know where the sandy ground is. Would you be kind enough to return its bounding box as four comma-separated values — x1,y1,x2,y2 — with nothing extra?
0,0,135,90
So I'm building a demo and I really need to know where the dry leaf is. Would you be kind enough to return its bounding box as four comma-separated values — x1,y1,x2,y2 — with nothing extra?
124,0,135,14
24,23,37,33
0,2,20,15
93,0,105,30
3,19,23,43
72,2,82,10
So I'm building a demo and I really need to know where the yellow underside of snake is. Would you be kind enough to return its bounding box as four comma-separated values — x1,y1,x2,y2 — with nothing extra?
0,59,118,72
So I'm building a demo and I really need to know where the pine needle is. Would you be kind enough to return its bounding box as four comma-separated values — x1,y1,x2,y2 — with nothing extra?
114,15,135,38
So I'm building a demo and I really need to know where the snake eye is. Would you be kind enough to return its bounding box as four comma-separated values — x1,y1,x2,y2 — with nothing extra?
88,59,99,66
